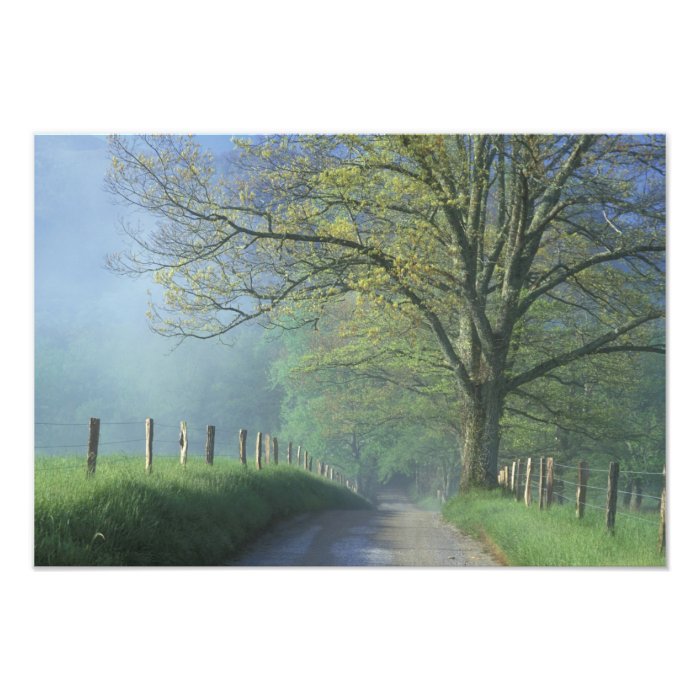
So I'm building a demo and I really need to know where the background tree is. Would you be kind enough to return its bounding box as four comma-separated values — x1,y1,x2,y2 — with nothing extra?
270,296,462,499
107,134,665,489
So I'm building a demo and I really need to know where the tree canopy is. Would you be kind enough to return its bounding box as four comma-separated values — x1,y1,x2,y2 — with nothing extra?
107,134,665,488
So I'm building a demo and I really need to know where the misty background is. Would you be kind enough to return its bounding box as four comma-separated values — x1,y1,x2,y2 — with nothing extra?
34,135,283,457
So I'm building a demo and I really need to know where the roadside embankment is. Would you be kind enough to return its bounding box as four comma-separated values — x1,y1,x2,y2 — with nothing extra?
35,456,370,565
443,489,665,567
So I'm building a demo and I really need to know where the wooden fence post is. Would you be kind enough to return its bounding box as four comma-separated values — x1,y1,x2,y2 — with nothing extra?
86,417,100,476
205,425,215,465
510,461,517,494
264,434,270,464
576,461,589,519
304,450,308,471
524,458,533,507
145,418,154,474
297,445,302,467
658,465,666,555
179,421,188,467
308,455,313,473
606,461,620,532
317,459,323,475
514,459,523,502
255,432,262,470
287,441,292,465
239,429,247,466
538,457,545,510
545,457,554,508
272,437,279,465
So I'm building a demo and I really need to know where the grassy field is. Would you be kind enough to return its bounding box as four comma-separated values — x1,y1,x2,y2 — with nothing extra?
35,454,371,566
443,488,665,567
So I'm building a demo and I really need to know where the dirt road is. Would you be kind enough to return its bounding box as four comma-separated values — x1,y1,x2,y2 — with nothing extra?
230,486,500,566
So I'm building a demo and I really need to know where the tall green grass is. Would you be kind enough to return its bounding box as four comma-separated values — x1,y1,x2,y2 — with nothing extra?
443,489,665,567
35,454,370,566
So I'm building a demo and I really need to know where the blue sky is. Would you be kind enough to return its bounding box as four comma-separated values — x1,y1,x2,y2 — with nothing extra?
34,134,235,330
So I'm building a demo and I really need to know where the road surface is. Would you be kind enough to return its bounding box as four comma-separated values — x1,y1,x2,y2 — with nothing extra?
229,486,500,566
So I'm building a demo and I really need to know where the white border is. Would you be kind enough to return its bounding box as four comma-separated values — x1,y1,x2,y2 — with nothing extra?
7,2,697,698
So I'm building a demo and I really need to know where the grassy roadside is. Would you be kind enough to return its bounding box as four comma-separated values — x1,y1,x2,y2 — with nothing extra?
443,489,665,567
35,455,370,566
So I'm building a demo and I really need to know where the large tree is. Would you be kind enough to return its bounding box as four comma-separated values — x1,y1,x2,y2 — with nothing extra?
106,134,665,489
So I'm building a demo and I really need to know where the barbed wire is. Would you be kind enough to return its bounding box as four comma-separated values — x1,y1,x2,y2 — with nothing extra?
102,439,144,445
554,462,610,473
35,453,197,471
35,439,145,449
616,510,659,525
34,420,228,430
546,461,665,477
35,457,136,471
509,483,661,522
558,492,605,512
35,464,84,472
35,444,86,449
560,478,599,490
558,477,662,501
35,421,145,426
554,460,658,475
620,469,666,476
578,501,609,513
617,489,662,501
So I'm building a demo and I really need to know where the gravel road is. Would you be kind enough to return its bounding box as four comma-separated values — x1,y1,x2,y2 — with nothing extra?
229,486,501,566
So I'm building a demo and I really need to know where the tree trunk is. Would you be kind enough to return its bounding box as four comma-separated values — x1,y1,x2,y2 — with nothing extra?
459,382,503,490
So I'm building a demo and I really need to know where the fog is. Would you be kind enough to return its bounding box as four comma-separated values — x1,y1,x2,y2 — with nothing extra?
34,135,282,457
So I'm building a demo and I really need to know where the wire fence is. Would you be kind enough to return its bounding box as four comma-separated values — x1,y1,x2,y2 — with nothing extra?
496,455,667,554
35,420,243,459
34,417,361,495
